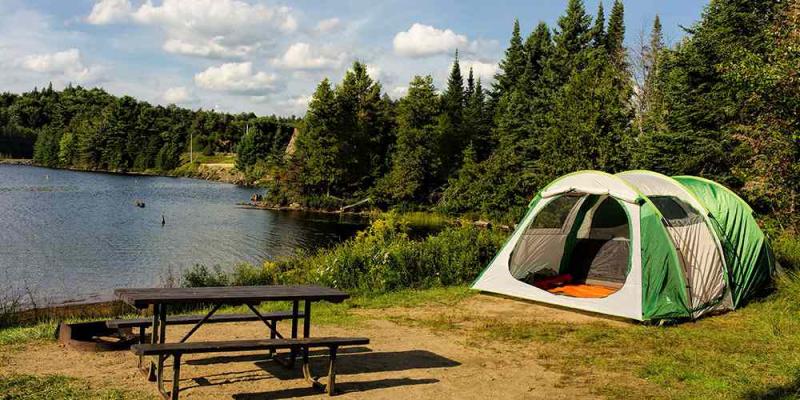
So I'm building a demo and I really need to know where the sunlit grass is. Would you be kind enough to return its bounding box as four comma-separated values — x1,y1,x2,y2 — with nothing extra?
0,374,151,400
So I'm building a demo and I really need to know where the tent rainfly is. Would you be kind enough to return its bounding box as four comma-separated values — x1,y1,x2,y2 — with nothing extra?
472,170,775,321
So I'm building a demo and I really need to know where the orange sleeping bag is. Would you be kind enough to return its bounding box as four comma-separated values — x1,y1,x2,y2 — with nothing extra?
548,284,618,298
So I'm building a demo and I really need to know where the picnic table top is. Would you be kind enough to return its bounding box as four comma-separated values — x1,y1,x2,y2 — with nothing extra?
114,285,349,309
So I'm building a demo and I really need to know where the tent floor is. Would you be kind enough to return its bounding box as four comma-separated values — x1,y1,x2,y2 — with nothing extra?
547,283,619,298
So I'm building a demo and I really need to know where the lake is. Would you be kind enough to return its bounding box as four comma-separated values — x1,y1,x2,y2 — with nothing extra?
0,165,364,304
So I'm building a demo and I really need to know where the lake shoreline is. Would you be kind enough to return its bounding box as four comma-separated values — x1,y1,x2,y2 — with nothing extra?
0,159,249,186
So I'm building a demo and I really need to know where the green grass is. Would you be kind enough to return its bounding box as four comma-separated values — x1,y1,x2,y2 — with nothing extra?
3,272,800,399
179,152,236,165
0,322,57,346
0,374,152,400
457,274,800,399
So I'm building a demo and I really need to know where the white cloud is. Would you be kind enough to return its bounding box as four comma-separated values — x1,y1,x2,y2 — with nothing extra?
194,62,280,94
393,23,470,58
287,94,312,108
366,64,382,80
272,42,343,70
86,0,131,25
162,86,195,104
315,17,342,33
461,60,498,82
21,49,99,83
90,0,298,58
389,85,407,99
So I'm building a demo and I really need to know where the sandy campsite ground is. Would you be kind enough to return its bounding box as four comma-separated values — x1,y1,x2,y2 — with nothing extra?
1,295,618,399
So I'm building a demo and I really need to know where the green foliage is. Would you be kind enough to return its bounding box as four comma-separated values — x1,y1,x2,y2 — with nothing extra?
286,62,394,201
184,213,507,293
1,85,296,173
379,75,443,204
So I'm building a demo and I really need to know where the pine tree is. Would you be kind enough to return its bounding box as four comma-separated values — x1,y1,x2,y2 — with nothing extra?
440,51,466,175
493,19,526,100
335,61,393,195
547,0,592,84
292,79,342,196
523,22,554,88
465,67,475,101
463,76,492,159
380,75,442,204
637,0,782,182
606,0,626,67
591,2,606,48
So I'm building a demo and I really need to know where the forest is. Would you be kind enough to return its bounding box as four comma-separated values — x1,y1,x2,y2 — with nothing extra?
1,0,797,228
0,85,296,173
269,0,799,226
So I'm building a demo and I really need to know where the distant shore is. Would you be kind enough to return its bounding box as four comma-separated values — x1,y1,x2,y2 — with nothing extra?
0,159,248,186
0,158,34,166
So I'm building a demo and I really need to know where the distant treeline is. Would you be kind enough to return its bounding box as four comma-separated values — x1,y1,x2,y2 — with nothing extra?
0,85,297,172
268,0,799,224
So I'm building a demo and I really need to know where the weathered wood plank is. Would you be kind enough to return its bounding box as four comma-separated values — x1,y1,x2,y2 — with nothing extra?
106,311,304,329
114,285,348,308
130,337,369,355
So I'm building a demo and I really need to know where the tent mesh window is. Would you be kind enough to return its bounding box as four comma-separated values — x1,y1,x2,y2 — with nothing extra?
649,195,728,312
509,195,632,298
566,197,630,287
509,195,583,282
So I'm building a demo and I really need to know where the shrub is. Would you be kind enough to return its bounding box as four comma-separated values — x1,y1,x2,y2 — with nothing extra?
183,213,508,293
772,229,800,270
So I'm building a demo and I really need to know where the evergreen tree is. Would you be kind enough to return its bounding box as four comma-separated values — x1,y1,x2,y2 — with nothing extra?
463,77,492,159
291,79,342,196
606,0,626,65
465,67,475,100
439,51,466,175
544,0,593,95
591,2,606,48
335,61,393,195
493,19,526,100
637,0,782,183
380,75,441,204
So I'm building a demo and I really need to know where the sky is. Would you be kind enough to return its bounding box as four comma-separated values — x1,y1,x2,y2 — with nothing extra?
0,0,709,117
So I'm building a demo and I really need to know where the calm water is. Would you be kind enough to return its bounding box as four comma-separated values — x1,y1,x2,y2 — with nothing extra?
0,165,364,303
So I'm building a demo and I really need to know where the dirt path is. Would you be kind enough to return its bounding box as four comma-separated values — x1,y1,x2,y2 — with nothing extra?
2,295,613,399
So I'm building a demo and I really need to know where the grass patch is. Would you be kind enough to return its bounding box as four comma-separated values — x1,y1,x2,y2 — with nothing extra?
0,322,57,346
0,374,151,400
457,275,800,400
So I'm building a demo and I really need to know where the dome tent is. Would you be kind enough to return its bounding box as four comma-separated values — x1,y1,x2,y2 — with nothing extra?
472,170,775,321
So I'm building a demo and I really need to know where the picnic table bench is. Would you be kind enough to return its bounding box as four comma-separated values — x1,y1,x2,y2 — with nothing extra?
113,285,366,399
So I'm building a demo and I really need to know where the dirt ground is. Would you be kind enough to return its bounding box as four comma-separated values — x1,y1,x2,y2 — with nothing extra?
3,295,617,399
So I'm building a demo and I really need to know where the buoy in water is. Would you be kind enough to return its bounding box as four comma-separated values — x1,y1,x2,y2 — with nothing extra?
161,214,165,226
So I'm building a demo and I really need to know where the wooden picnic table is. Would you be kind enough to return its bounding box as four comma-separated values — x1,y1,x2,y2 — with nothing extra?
114,285,350,397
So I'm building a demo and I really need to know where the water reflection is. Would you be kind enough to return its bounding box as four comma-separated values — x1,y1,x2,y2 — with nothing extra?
0,165,364,303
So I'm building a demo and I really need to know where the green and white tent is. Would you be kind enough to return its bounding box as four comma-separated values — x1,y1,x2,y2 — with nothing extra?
472,170,775,321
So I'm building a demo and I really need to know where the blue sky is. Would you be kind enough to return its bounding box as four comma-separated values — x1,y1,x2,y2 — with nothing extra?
0,0,708,116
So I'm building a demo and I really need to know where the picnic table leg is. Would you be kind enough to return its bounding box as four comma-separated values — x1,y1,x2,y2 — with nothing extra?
288,300,299,367
170,353,182,400
137,325,145,369
301,300,314,383
327,345,337,395
269,320,276,359
303,300,311,353
147,304,160,381
156,304,167,391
